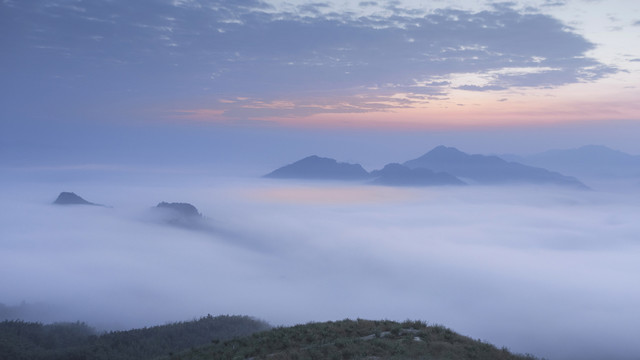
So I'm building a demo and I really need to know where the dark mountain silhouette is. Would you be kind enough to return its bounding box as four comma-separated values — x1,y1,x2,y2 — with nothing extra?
156,202,201,218
501,145,640,179
153,202,203,228
404,146,588,188
370,163,465,186
264,155,370,180
53,192,101,206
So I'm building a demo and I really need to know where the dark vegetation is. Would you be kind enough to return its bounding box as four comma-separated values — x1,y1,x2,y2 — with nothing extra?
163,319,542,360
0,316,543,360
0,315,270,360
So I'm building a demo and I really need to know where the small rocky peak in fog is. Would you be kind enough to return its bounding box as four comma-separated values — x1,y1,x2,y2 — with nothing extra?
156,202,201,218
53,192,101,206
153,202,205,229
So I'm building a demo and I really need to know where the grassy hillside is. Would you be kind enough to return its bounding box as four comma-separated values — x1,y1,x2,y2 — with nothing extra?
1,316,542,360
0,315,270,360
164,319,541,360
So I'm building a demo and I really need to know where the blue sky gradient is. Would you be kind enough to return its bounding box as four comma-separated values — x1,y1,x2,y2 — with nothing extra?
2,0,640,167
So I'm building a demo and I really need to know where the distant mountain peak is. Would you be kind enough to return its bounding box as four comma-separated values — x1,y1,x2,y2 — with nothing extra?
53,192,99,206
577,144,616,151
427,145,466,156
404,146,588,188
432,145,461,152
264,155,370,180
574,145,632,157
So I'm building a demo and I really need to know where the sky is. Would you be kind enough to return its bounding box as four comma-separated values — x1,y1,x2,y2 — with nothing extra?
2,0,640,170
3,2,640,359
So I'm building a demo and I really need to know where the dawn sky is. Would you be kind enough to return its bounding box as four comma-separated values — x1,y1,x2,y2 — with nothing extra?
4,3,640,359
2,0,640,167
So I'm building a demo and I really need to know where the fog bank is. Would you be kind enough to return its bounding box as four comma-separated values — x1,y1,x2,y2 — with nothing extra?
1,174,640,360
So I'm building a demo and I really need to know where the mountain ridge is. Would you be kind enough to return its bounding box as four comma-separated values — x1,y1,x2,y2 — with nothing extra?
264,146,589,189
264,155,370,180
371,163,466,186
404,145,588,188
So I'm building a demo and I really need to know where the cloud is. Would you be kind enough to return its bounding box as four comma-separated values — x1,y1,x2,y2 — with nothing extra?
2,0,616,122
456,84,507,91
2,175,640,360
541,0,567,7
205,92,440,120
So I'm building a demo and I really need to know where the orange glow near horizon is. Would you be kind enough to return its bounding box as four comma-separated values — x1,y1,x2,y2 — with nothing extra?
165,81,640,131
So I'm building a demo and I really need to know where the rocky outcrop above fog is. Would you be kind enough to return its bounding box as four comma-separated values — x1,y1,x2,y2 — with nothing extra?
53,192,102,206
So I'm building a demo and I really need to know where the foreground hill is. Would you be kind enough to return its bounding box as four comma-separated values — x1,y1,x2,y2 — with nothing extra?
0,315,270,360
264,155,370,180
165,319,539,360
404,145,588,188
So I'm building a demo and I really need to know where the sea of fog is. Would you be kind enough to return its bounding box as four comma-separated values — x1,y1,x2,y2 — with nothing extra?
1,169,640,360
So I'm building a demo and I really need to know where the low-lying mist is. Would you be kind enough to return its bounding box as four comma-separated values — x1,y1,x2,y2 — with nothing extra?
1,172,640,360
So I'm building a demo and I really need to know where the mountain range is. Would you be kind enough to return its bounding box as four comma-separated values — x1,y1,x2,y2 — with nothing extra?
265,146,589,188
404,145,587,188
370,163,466,186
264,155,370,180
